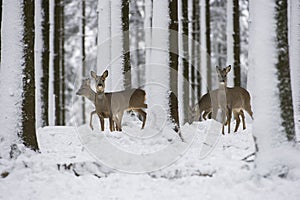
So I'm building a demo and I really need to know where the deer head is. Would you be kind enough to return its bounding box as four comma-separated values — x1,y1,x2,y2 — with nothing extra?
91,70,108,93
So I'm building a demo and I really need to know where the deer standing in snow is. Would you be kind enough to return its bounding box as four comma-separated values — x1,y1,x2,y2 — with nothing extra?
189,91,246,133
76,78,116,131
211,65,253,134
90,70,147,131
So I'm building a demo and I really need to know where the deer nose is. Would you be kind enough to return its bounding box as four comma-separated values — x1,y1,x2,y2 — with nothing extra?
98,83,103,87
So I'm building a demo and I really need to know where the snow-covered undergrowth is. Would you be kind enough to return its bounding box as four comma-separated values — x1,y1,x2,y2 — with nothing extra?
1,116,300,200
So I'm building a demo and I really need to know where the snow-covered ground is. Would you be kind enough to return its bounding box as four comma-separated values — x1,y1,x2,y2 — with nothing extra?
1,116,300,200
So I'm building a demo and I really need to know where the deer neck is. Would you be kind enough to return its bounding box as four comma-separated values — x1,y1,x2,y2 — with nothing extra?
218,82,227,90
95,91,106,103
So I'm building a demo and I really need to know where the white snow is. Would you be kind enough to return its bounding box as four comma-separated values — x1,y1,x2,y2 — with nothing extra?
1,120,300,199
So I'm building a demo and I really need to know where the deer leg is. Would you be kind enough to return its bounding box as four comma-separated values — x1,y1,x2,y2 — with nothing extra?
117,111,124,131
113,115,121,131
227,108,232,134
240,110,246,130
134,109,147,129
202,111,210,120
233,111,240,132
89,110,96,130
109,115,115,132
98,114,105,131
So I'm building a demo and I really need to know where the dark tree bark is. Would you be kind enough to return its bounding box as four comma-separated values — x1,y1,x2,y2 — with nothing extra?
191,0,201,104
233,0,241,86
21,0,38,150
122,0,131,89
205,0,212,90
182,0,189,122
40,0,49,127
60,1,65,125
195,0,201,101
54,0,61,125
275,0,295,141
169,0,179,125
81,0,86,124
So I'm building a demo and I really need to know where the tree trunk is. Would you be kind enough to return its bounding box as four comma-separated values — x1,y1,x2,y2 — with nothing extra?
122,0,131,89
40,0,50,127
54,0,61,125
182,0,189,123
169,0,179,126
233,0,241,86
81,0,86,124
0,0,23,158
192,0,201,102
21,0,38,150
169,0,178,93
205,0,212,90
248,0,287,175
275,0,295,141
288,0,300,141
60,1,65,125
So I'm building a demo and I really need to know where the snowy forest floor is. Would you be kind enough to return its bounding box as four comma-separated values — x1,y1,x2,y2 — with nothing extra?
1,114,300,200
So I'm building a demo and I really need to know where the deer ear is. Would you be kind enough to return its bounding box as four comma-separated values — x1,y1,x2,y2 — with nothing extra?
102,70,108,79
226,65,231,73
91,71,97,79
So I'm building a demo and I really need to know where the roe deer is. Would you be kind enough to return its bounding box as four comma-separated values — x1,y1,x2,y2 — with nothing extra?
76,78,115,131
91,70,147,131
189,92,246,132
211,65,253,134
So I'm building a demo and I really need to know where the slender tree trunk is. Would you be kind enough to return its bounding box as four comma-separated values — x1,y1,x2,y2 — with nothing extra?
195,0,201,100
205,0,212,90
22,0,38,150
192,0,201,102
81,0,86,124
288,0,300,141
169,0,178,94
191,0,196,105
169,0,179,126
122,0,131,89
275,0,295,141
233,0,241,86
40,0,50,127
54,0,61,125
182,0,189,123
60,1,65,125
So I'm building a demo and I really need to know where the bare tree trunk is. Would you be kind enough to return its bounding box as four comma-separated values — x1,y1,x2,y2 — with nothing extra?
40,0,50,127
275,0,295,141
288,0,300,141
54,0,61,125
182,0,189,123
233,0,241,86
60,1,65,125
122,0,131,89
205,0,212,90
192,0,201,102
81,0,86,124
195,0,201,100
22,0,38,150
169,0,179,126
